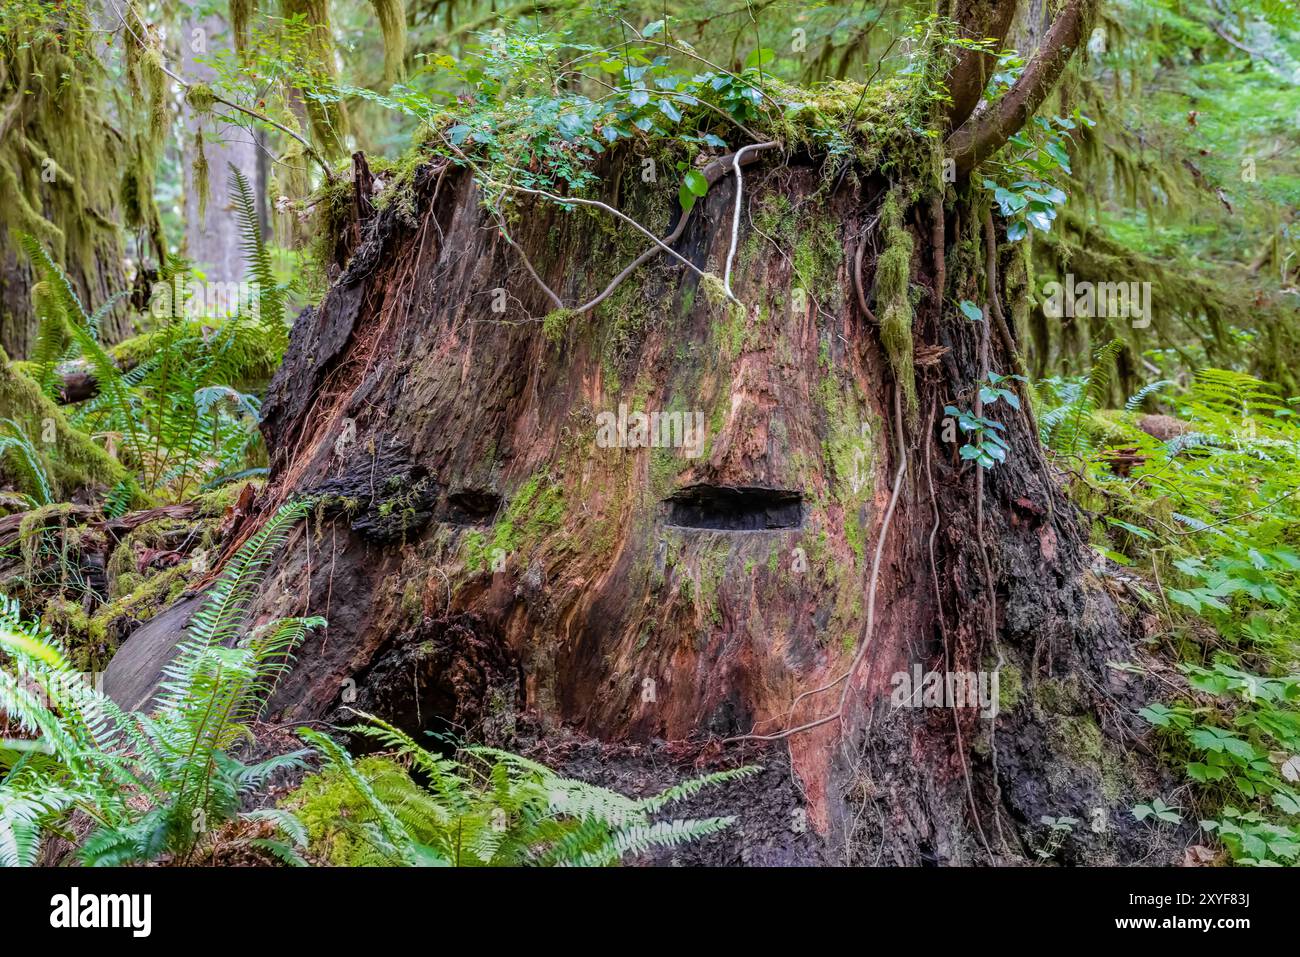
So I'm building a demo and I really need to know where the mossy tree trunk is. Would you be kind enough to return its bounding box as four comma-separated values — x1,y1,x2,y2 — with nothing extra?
0,7,148,357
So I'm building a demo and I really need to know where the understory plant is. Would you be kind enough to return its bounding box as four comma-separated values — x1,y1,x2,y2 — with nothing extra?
1042,359,1300,864
0,500,321,866
14,170,285,502
292,714,758,867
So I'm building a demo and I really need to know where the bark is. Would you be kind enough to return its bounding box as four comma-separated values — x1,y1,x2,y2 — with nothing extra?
106,146,1184,864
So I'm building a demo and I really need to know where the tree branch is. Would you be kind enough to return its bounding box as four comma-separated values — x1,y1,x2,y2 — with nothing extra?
944,0,1020,132
946,0,1090,177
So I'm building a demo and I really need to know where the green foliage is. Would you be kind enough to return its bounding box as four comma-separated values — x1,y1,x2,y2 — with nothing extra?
1040,338,1126,456
0,500,322,866
1045,363,1300,864
13,224,276,500
983,110,1091,242
229,165,290,352
291,713,757,866
945,404,1010,470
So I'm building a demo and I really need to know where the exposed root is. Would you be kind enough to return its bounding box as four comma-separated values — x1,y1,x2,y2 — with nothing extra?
852,236,878,326
486,140,774,317
492,141,781,316
975,219,1010,857
926,395,993,863
722,142,774,300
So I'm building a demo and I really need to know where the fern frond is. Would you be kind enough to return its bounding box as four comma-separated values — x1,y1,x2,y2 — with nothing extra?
634,765,761,814
1125,379,1175,413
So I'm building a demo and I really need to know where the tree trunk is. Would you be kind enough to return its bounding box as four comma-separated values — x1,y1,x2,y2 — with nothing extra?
181,14,262,281
106,145,1183,864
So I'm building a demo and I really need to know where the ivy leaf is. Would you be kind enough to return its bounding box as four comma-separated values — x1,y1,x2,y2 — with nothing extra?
659,99,682,123
679,181,698,214
1044,139,1072,172
959,300,984,322
1026,208,1055,232
683,169,709,197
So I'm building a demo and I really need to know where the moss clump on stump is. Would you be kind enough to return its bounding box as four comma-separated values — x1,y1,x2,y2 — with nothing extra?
875,191,917,419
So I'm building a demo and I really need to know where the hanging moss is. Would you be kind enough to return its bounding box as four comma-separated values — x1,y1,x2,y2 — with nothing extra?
875,191,918,419
370,0,407,85
231,0,256,54
192,128,210,226
0,14,133,356
143,47,168,143
185,82,219,114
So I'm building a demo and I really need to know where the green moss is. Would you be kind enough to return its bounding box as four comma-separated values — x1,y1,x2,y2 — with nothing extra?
109,320,281,388
876,190,917,419
542,307,577,344
106,518,188,596
462,528,488,572
711,304,747,360
818,363,876,523
1,352,140,502
649,446,681,501
843,508,866,564
192,481,262,518
694,542,729,630
484,471,567,562
745,194,843,310
41,561,189,670
1034,675,1088,717
698,272,731,310
792,217,842,306
998,663,1024,713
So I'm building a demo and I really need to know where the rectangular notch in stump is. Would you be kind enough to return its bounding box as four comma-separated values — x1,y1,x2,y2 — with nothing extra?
665,485,803,531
